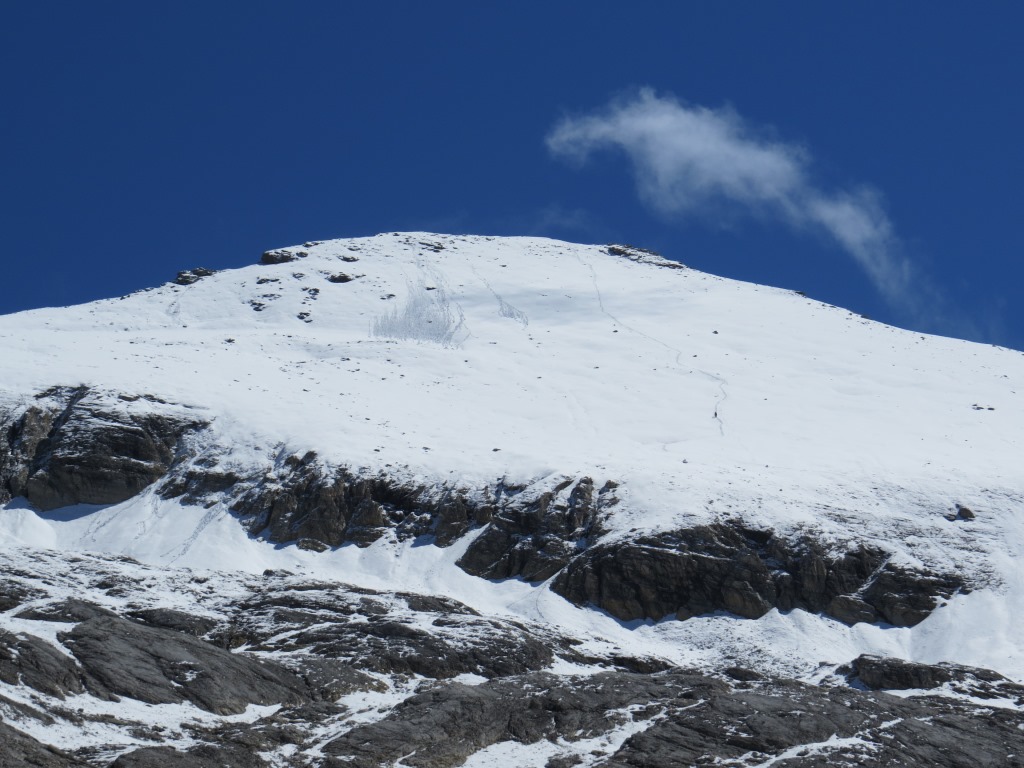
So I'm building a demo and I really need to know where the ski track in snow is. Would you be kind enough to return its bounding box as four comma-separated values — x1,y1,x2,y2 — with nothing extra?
471,265,529,327
578,250,730,434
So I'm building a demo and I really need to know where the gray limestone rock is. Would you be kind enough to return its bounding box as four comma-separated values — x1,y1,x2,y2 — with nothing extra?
549,524,962,627
852,654,1024,701
109,744,266,768
862,566,965,626
456,477,606,582
219,586,555,680
260,249,306,264
127,608,219,637
323,671,1024,768
173,267,216,286
217,451,483,549
4,386,966,632
0,631,85,699
15,598,117,623
602,678,1024,767
0,547,1017,768
62,615,311,714
323,671,705,767
0,580,42,612
1,388,205,511
0,721,87,767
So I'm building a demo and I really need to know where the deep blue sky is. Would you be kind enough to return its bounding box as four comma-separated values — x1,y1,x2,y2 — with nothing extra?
3,3,1022,350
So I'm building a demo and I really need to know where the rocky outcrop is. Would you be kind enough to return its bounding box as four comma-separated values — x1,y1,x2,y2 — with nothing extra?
127,607,220,637
455,477,612,582
0,387,205,510
854,654,956,690
10,597,323,714
176,450,487,549
0,630,86,699
173,267,216,285
321,670,1024,768
110,745,265,768
176,457,963,629
606,244,686,269
0,578,42,611
0,388,967,630
852,654,1024,700
860,565,965,626
599,676,1024,768
260,248,307,265
323,671,705,766
208,576,561,680
0,547,1018,768
15,597,118,623
62,614,312,715
550,524,963,627
0,721,87,767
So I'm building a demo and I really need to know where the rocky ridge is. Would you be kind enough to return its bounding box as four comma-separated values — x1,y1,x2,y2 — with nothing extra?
1,388,965,628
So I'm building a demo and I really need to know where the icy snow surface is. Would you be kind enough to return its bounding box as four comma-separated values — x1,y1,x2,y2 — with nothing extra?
2,232,1023,679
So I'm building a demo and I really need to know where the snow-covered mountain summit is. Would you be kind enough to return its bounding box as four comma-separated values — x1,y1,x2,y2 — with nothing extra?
4,232,1019,507
2,234,1024,765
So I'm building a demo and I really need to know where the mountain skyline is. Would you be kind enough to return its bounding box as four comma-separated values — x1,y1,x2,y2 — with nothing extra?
3,3,1023,351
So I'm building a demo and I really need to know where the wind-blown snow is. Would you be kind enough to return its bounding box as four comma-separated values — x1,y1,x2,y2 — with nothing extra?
2,232,1023,679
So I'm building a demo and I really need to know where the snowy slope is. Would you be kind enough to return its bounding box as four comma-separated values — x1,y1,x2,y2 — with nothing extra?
2,232,1023,681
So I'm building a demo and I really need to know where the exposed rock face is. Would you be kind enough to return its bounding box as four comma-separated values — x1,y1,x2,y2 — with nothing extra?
0,387,205,510
0,388,966,630
207,576,560,680
598,677,1024,768
127,607,220,637
6,595,321,715
320,670,1024,768
855,654,956,690
455,477,612,582
852,654,1024,699
260,248,307,264
62,614,312,714
0,630,86,699
219,448,487,548
15,597,118,623
0,579,42,612
860,565,965,626
323,671,698,766
173,267,216,285
0,548,1019,768
606,243,685,269
110,744,263,768
549,525,963,627
0,721,87,767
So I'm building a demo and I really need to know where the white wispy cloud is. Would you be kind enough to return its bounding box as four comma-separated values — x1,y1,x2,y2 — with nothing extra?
546,89,918,313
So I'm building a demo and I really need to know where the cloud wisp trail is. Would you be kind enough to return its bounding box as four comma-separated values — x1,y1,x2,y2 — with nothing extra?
546,89,922,317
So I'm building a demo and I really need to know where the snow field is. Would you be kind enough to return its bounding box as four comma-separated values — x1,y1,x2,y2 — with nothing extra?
2,232,1023,684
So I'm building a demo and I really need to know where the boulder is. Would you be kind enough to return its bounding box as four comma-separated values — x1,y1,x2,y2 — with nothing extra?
260,249,306,264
